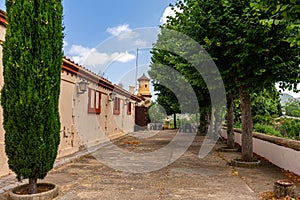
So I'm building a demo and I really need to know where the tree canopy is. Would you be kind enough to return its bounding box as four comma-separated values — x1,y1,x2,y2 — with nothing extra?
150,0,299,161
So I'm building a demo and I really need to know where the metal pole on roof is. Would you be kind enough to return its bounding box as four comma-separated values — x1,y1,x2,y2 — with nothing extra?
135,48,139,94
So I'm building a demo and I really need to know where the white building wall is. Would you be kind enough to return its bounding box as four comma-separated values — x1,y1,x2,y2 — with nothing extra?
221,130,300,176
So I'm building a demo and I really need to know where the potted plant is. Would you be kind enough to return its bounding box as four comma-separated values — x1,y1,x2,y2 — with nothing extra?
1,0,63,198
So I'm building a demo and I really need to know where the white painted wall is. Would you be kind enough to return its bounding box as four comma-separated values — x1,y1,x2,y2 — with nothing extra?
221,130,300,176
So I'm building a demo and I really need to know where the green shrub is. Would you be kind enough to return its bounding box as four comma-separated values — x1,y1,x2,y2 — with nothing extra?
285,99,300,117
275,118,300,140
234,122,242,129
252,115,274,125
254,123,282,137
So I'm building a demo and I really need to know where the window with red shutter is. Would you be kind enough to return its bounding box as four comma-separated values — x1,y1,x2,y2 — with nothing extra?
113,97,120,115
88,88,101,114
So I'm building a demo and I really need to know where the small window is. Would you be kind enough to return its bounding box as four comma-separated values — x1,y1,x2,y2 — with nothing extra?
145,84,148,88
113,97,120,115
127,102,132,115
88,88,101,114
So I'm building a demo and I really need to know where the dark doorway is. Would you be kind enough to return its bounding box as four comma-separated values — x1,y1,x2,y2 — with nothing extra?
135,106,149,130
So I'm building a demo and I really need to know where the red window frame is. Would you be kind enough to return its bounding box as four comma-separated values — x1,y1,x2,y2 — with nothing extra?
113,97,120,115
88,88,101,114
127,102,132,115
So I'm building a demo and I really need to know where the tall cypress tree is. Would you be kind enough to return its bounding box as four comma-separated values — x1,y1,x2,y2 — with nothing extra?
1,0,63,194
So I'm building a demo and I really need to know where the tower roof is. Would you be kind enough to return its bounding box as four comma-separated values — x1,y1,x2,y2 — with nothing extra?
138,73,150,81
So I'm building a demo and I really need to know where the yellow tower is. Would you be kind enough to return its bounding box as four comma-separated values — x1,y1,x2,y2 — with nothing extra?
137,73,152,99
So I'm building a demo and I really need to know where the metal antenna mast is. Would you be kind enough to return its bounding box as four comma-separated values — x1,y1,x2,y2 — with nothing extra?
135,48,139,93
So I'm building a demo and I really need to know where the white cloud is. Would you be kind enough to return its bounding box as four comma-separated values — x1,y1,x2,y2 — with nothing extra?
111,51,136,63
68,45,91,56
67,45,135,68
106,24,132,36
68,45,96,65
85,51,111,66
133,39,147,47
105,25,151,49
106,24,140,41
160,6,182,25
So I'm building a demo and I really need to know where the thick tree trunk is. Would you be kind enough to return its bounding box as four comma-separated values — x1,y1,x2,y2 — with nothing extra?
239,86,253,161
173,113,177,129
199,108,208,135
28,177,38,194
226,93,235,149
213,108,222,140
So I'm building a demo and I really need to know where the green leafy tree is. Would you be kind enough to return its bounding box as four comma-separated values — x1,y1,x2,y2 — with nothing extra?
148,102,167,123
149,19,213,135
154,0,299,161
1,0,63,194
222,0,299,161
161,0,240,146
251,87,282,117
285,99,300,117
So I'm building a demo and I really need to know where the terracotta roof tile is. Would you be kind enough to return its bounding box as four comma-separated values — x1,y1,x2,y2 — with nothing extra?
138,73,150,81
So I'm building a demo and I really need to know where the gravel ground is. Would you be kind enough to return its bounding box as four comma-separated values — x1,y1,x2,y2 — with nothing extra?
1,129,299,200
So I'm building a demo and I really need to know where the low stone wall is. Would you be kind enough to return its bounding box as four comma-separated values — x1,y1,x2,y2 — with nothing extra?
221,128,300,176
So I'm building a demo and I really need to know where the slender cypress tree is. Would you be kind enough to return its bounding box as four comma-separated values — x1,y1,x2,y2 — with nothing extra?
1,0,63,194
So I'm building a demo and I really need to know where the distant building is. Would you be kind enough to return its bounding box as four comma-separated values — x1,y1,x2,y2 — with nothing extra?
137,73,152,99
135,74,152,130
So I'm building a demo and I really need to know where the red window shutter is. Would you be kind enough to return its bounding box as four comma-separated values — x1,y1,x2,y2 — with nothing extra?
95,91,101,114
113,97,120,115
88,89,101,114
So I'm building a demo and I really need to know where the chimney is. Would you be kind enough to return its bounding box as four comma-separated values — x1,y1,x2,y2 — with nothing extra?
129,86,135,94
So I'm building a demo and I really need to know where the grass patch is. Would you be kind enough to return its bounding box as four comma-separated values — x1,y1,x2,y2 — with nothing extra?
254,123,282,137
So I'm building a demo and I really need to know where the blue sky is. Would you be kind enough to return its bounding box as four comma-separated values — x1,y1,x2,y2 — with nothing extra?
0,0,177,95
60,0,177,92
1,1,299,98
62,1,175,47
62,0,176,94
0,1,175,46
62,0,177,93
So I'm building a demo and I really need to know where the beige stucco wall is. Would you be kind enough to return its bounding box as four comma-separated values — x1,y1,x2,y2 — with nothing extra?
138,79,151,96
72,79,109,149
57,71,82,157
105,93,135,139
58,71,136,157
71,79,135,149
0,22,9,177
